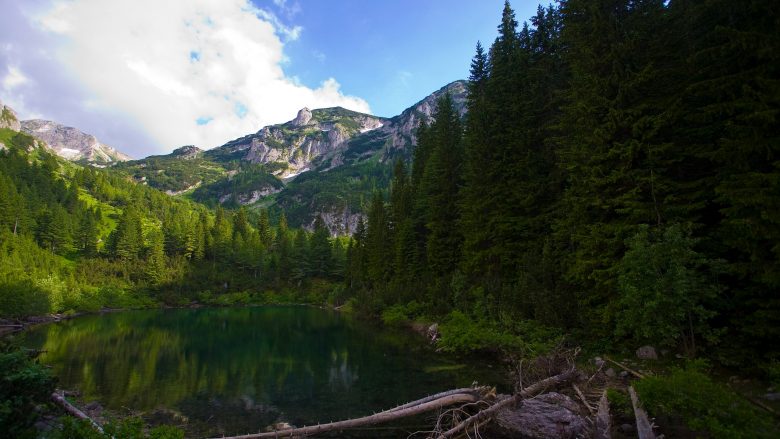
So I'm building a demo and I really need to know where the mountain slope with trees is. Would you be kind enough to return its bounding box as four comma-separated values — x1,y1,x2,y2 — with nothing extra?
346,0,779,371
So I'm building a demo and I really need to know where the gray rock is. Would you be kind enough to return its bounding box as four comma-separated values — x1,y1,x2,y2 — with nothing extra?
491,392,589,439
619,371,630,379
292,107,312,126
620,423,636,434
605,368,617,378
0,101,21,132
764,393,780,401
20,119,131,164
636,345,658,360
594,356,606,368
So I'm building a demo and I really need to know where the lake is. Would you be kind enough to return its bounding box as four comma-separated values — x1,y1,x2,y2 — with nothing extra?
22,306,506,437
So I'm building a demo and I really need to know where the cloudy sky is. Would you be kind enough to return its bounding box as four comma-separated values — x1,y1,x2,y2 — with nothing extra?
0,0,537,158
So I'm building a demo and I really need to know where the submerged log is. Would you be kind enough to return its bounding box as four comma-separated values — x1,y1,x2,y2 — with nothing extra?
212,388,490,439
51,392,104,434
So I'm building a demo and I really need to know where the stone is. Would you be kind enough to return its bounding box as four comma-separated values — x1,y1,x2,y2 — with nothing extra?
764,393,780,401
20,119,130,164
0,101,21,132
605,368,617,378
491,393,589,439
636,345,658,360
619,371,630,379
292,107,312,126
620,423,636,434
593,356,606,368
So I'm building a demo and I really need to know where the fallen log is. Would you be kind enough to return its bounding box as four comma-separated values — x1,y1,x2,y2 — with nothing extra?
628,386,655,439
594,390,611,439
212,388,489,439
387,386,489,413
435,369,577,439
51,391,104,434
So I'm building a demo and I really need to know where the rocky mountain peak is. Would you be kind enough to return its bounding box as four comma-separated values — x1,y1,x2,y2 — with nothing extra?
0,99,21,132
20,119,131,164
292,107,313,126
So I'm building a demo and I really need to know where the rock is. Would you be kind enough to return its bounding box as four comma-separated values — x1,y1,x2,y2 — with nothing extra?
427,323,439,341
0,100,21,132
636,345,658,360
490,392,589,439
619,371,630,379
292,107,312,126
764,393,780,401
20,119,130,164
605,368,617,378
593,356,606,368
84,401,103,412
620,423,636,434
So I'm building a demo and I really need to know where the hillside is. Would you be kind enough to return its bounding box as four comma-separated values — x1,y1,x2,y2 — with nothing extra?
115,80,468,232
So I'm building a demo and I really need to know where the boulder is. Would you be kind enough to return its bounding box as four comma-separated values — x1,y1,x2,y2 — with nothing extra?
636,345,658,360
490,393,589,439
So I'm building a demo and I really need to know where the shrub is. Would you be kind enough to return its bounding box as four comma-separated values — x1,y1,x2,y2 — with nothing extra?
635,360,776,438
0,346,56,438
0,280,51,317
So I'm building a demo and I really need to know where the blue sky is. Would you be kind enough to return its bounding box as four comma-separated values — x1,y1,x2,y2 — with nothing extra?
0,0,541,157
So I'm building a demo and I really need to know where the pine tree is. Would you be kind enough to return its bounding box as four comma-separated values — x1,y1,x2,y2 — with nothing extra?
309,215,333,278
257,208,273,247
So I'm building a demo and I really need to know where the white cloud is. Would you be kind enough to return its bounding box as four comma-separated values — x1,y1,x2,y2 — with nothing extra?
2,66,30,90
32,0,370,153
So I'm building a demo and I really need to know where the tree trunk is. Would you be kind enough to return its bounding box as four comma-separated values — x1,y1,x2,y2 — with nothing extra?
213,389,488,439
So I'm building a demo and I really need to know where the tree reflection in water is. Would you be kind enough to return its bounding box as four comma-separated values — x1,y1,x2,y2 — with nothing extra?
23,306,504,436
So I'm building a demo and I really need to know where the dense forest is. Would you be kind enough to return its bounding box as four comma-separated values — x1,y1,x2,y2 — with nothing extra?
345,0,779,369
0,128,347,319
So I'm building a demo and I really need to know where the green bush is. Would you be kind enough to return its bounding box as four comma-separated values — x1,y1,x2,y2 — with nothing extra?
0,280,51,317
635,361,776,438
0,346,56,438
53,417,183,439
437,311,562,356
380,301,425,327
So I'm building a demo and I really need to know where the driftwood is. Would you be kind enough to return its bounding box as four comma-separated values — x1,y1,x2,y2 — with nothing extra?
387,387,489,413
434,369,577,439
212,388,490,439
604,357,645,379
572,383,595,416
51,391,105,434
628,386,656,439
594,390,611,439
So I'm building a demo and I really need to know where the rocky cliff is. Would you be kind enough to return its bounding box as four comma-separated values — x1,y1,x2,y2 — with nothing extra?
20,119,131,164
215,107,387,178
0,99,22,132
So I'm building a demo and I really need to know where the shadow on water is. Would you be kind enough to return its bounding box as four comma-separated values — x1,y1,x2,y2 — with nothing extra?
22,306,507,437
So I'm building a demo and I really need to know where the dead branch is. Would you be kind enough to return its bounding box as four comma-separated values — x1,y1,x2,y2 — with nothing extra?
387,387,490,413
572,383,595,416
434,369,577,439
604,357,645,379
628,386,656,439
212,389,489,439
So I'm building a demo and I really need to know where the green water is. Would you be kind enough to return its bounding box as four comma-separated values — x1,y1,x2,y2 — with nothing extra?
22,306,505,437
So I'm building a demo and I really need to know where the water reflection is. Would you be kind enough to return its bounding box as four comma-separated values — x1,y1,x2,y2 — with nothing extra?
23,306,504,436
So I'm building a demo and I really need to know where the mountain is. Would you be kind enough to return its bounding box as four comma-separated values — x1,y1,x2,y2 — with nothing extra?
20,119,131,165
114,80,468,233
0,99,22,132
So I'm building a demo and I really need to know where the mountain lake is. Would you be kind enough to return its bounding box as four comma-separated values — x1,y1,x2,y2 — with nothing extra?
21,306,507,437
